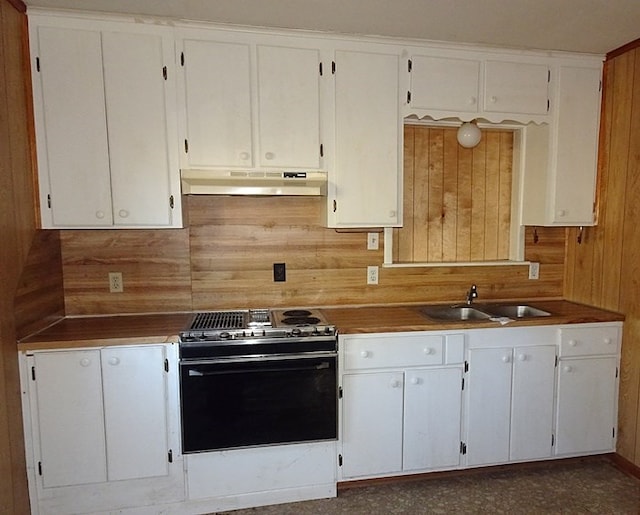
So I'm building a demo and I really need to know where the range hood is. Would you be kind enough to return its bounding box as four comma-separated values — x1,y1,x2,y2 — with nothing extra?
181,169,327,196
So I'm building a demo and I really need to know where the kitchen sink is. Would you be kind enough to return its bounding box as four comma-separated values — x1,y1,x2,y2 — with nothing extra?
480,304,551,318
418,303,551,322
419,305,492,321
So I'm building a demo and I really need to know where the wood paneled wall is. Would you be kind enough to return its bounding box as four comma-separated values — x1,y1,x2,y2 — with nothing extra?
62,195,566,315
396,126,513,263
0,0,50,512
565,48,640,465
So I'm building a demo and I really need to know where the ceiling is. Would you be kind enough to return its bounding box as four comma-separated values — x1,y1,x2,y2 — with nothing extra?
23,0,640,55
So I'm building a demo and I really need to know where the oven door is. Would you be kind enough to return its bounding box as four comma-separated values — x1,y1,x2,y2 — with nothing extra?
180,353,337,453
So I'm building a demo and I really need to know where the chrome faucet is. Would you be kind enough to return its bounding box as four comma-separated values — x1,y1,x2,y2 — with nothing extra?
466,284,478,305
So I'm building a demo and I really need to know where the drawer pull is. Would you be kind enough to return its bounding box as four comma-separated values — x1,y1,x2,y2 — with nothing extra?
360,350,370,358
423,347,435,355
604,338,613,345
410,377,420,385
563,365,573,373
568,340,577,347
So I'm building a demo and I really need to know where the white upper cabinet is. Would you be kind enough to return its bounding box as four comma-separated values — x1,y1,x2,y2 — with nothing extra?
521,59,603,226
30,14,182,229
483,60,549,116
178,30,324,172
330,48,402,228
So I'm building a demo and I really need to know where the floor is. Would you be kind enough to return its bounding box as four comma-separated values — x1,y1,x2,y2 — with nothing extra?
221,457,640,514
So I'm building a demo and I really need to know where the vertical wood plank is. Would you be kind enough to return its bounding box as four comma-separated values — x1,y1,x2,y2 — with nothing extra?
442,130,458,261
427,129,444,261
470,137,487,261
413,126,431,261
483,131,500,260
457,145,473,261
497,131,513,259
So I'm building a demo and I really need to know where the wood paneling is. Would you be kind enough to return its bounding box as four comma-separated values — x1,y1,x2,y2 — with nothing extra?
565,49,640,466
396,126,513,263
0,0,41,511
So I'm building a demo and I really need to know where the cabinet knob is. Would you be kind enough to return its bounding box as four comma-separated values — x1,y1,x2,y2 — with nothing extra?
410,377,420,385
423,347,435,355
568,340,577,347
79,358,91,367
389,210,396,219
390,379,402,388
118,209,129,218
490,95,497,103
360,350,370,358
239,152,250,160
563,365,573,373
108,356,120,366
557,209,567,217
95,211,105,219
501,355,511,363
517,353,527,362
264,152,275,160
468,96,477,105
604,338,613,345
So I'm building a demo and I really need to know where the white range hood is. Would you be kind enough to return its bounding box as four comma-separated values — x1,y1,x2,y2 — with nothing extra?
181,169,327,196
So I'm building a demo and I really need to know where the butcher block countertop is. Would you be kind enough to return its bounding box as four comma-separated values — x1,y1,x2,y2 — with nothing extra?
18,301,623,351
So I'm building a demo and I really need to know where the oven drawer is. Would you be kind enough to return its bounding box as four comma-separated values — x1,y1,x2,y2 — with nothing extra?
342,334,444,370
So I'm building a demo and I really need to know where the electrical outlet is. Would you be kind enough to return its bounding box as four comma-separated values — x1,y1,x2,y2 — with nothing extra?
273,263,286,282
528,262,540,280
108,272,123,293
367,266,379,285
367,232,379,250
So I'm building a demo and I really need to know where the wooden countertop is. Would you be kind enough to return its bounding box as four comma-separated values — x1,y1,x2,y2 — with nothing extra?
18,301,623,351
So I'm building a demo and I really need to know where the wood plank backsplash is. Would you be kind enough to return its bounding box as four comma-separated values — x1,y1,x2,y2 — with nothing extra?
62,195,566,315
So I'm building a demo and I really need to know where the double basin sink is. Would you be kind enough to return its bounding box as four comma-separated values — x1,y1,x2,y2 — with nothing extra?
419,303,551,322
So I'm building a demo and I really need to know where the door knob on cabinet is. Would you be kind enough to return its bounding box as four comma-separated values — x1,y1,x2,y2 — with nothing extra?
563,365,573,373
79,358,91,367
239,152,250,160
410,377,420,385
517,353,527,362
264,152,275,160
95,211,105,219
118,209,129,218
360,350,370,358
604,338,612,345
490,95,497,103
390,379,402,388
501,355,511,363
108,356,120,366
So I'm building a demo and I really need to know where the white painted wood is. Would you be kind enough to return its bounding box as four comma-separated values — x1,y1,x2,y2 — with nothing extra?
410,55,480,113
332,49,401,227
465,347,512,466
33,350,107,488
181,38,253,168
101,346,168,481
257,45,321,169
341,372,404,478
555,356,617,455
342,333,444,370
102,31,174,226
35,26,113,227
559,325,620,357
484,60,549,115
403,367,462,470
510,345,555,461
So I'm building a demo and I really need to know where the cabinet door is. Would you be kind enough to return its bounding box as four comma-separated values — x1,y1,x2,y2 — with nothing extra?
102,31,176,226
465,347,512,466
556,357,617,455
257,45,321,169
341,372,403,478
101,346,169,481
410,55,480,112
404,367,462,471
484,61,549,115
181,38,253,168
35,26,113,227
551,64,602,225
510,345,556,461
333,50,401,227
33,350,107,488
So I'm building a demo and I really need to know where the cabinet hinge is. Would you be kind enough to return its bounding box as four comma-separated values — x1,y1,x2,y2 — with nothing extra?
548,69,551,82
162,66,167,80
599,80,602,92
408,59,412,73
47,194,51,209
616,367,619,378
320,143,324,158
184,139,189,153
31,366,36,381
461,377,465,391
36,57,40,72
338,454,343,466
551,433,555,446
547,99,550,112
333,199,337,213
38,461,42,476
180,51,185,67
332,61,336,74
319,62,323,76
169,195,174,210
464,361,469,373
460,442,467,455
164,358,169,372
168,449,173,463
555,355,558,367
407,91,411,104
613,427,616,438
338,386,343,399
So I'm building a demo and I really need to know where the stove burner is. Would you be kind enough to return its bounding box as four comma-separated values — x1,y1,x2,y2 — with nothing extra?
282,309,312,317
282,316,321,326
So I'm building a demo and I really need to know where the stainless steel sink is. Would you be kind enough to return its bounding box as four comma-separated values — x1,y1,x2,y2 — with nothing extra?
481,304,551,318
419,305,492,322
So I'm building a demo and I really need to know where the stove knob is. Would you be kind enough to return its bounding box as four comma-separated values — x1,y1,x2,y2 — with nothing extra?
219,331,231,339
311,327,320,335
198,333,207,340
291,328,302,337
324,327,333,334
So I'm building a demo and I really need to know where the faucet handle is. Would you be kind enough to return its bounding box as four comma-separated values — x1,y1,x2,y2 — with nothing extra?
466,284,478,304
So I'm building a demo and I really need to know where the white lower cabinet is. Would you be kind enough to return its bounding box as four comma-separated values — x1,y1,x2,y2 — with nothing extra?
21,344,184,514
339,332,464,479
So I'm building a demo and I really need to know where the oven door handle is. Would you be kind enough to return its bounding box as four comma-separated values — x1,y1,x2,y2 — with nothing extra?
181,352,336,366
186,360,334,377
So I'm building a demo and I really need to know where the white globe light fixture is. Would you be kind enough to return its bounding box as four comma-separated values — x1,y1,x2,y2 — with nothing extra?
457,121,481,148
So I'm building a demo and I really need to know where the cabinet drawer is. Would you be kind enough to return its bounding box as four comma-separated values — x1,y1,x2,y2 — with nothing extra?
343,334,444,370
559,326,619,357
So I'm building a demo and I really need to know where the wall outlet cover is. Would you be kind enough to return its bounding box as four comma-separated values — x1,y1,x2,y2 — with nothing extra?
273,263,286,282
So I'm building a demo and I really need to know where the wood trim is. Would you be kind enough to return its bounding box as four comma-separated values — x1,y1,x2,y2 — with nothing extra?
610,452,640,480
5,0,25,13
607,37,640,61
